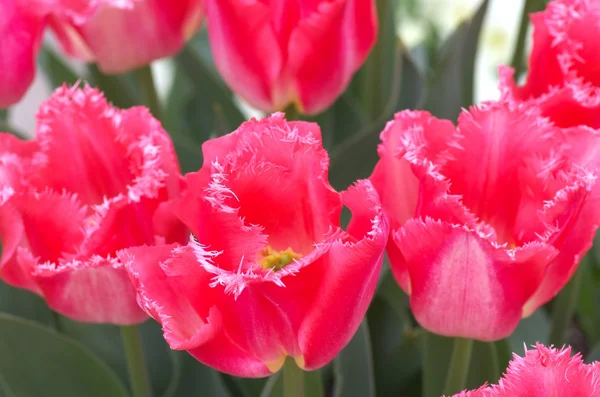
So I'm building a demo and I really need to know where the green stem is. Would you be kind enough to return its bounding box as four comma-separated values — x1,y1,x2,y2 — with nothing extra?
283,104,302,121
135,65,162,120
442,338,474,396
283,357,304,397
548,256,586,347
121,326,153,397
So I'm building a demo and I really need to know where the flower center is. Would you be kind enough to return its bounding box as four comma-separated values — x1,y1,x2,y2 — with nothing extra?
260,246,302,271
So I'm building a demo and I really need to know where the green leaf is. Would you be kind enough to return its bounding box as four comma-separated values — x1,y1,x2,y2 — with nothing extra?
175,46,246,133
333,321,376,397
422,332,454,397
576,245,600,345
367,297,422,397
88,65,140,109
57,318,173,397
37,47,80,89
0,313,129,397
0,281,52,325
357,0,398,120
509,309,550,353
328,44,425,191
420,0,490,119
259,373,282,397
585,344,600,363
165,351,232,397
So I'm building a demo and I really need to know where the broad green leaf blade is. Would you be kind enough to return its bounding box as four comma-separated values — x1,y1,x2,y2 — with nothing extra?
0,313,129,397
576,240,600,345
175,46,246,132
395,45,426,111
509,309,550,353
422,332,454,397
420,0,490,119
329,45,425,191
357,0,398,121
333,321,376,397
368,297,422,397
58,318,173,397
165,351,232,397
0,281,52,325
37,47,80,89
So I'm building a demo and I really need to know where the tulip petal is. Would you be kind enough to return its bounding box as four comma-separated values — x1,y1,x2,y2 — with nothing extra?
397,218,557,341
0,1,45,107
34,86,135,204
288,0,377,114
513,12,563,99
50,0,204,73
121,244,222,348
488,345,600,396
298,180,388,369
33,255,147,325
205,0,283,110
0,205,37,292
123,244,272,377
17,190,86,263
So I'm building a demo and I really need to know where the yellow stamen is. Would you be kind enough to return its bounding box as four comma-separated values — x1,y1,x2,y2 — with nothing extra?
260,246,302,271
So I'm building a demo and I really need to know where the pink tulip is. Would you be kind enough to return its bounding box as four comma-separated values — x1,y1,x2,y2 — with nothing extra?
204,0,378,115
49,0,204,73
0,85,184,324
0,0,204,107
449,345,600,396
119,113,388,377
501,0,600,129
370,102,600,341
0,0,45,108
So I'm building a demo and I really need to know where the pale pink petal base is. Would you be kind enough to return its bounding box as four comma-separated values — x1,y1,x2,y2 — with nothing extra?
396,219,556,341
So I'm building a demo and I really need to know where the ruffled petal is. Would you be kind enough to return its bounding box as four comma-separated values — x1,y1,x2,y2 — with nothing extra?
123,243,273,377
298,180,388,369
205,0,283,111
486,345,600,396
396,218,557,341
0,1,45,107
33,256,147,324
120,244,221,348
288,0,377,114
442,103,561,244
34,85,135,204
0,205,38,293
16,190,86,263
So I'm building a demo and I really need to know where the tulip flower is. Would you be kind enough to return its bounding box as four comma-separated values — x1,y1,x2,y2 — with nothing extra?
204,0,378,115
0,85,184,324
119,113,388,377
449,345,600,396
369,102,600,341
0,0,45,108
0,0,204,107
501,0,600,128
